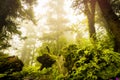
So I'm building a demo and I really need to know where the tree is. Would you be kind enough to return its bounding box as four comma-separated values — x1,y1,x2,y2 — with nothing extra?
39,0,69,55
0,0,36,50
72,0,120,52
18,22,40,66
97,0,120,52
83,0,96,43
73,0,97,43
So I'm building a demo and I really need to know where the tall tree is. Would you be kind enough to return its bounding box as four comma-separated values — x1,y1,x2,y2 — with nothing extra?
73,0,97,43
39,0,69,55
83,0,96,43
0,0,36,50
72,0,120,52
97,0,120,52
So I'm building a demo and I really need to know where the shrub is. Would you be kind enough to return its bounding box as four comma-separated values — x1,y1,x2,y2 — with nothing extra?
64,45,120,80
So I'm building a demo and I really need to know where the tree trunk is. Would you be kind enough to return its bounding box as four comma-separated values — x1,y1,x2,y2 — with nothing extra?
83,0,97,43
97,0,120,52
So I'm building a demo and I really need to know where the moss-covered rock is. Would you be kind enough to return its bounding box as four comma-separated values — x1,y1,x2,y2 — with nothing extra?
0,56,24,74
37,54,56,70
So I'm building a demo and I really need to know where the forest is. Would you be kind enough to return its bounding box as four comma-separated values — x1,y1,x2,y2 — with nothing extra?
0,0,120,80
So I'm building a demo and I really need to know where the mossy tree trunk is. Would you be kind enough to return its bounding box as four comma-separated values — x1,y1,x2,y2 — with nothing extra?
97,0,120,52
83,0,97,43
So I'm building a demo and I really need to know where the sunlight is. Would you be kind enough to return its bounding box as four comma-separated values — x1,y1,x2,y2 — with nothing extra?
19,27,27,37
33,0,48,17
33,0,86,25
32,0,88,45
64,0,86,24
2,1,120,79
7,0,87,56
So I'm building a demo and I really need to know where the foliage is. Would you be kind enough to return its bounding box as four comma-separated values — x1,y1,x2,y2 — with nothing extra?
0,0,36,50
1,0,120,80
111,0,120,18
0,53,24,80
64,44,120,80
0,66,39,80
20,66,41,80
63,44,79,72
0,52,8,57
17,66,64,80
37,42,57,55
37,35,68,56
